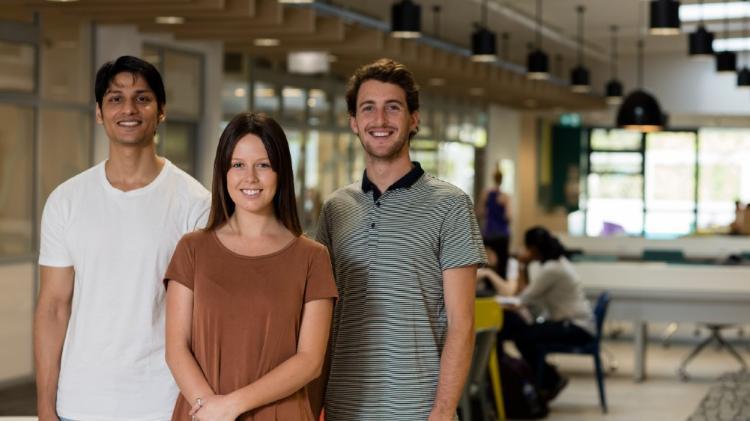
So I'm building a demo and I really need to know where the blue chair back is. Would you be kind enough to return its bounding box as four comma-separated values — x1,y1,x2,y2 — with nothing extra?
593,292,611,342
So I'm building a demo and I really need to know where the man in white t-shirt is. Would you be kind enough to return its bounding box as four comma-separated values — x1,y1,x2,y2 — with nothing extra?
34,56,210,421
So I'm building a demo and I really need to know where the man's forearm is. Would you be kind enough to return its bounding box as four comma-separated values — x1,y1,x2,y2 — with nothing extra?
34,304,71,418
431,321,475,418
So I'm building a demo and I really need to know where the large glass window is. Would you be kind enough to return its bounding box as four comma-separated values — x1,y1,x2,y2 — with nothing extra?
0,40,35,93
38,110,92,211
145,45,203,176
161,122,197,176
697,128,750,230
253,82,279,115
0,104,34,257
40,15,91,104
164,51,202,119
584,129,644,236
644,131,697,237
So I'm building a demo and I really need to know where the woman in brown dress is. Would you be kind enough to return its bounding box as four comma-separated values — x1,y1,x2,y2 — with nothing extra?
164,113,337,421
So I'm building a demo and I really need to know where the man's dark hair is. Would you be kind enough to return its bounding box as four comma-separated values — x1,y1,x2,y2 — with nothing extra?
345,58,420,117
94,56,166,112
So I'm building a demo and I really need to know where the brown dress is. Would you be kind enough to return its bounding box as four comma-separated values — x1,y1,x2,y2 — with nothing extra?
165,230,338,421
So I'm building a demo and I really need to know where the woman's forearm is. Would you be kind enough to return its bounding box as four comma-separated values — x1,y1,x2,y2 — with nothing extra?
166,343,215,407
225,351,324,414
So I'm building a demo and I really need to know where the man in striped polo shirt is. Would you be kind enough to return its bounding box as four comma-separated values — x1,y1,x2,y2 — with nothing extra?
316,58,487,420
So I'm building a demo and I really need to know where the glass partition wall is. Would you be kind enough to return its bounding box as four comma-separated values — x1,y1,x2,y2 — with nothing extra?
221,59,487,234
0,15,94,261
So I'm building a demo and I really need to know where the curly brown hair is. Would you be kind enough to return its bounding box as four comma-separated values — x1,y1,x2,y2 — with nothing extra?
345,58,420,117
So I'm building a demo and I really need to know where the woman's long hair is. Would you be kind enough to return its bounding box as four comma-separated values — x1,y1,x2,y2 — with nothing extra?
524,226,568,263
205,112,302,236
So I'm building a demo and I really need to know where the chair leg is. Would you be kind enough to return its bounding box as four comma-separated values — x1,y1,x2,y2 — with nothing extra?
593,352,608,413
459,394,472,421
677,334,715,381
714,330,748,370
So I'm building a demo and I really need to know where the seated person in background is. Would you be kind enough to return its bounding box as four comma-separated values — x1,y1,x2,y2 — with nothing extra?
478,226,594,401
729,200,744,235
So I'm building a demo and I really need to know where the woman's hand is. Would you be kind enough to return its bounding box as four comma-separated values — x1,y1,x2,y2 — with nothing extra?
189,394,241,421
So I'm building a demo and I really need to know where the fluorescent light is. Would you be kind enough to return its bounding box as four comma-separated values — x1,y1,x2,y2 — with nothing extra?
680,2,750,22
254,38,280,47
714,36,750,51
155,16,185,24
287,51,329,74
278,0,314,3
233,88,246,98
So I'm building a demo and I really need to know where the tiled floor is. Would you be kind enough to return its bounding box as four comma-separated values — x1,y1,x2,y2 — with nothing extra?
0,335,745,420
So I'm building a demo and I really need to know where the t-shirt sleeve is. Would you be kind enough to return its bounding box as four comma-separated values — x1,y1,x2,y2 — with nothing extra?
304,244,338,303
188,192,211,232
164,236,196,290
39,189,72,267
439,194,488,271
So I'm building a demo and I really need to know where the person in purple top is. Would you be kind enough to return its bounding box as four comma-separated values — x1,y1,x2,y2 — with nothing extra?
478,168,511,277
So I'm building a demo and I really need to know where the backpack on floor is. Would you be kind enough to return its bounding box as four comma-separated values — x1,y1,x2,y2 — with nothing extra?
498,354,549,419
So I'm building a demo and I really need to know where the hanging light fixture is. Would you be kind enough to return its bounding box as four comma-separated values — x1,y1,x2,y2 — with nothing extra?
716,1,738,73
432,4,441,37
606,25,624,105
570,5,590,93
471,0,497,62
649,0,681,35
738,0,750,87
527,0,549,79
391,0,422,38
618,2,665,132
688,0,714,57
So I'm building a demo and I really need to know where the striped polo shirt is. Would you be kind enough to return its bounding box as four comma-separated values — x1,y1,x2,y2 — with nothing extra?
316,162,487,420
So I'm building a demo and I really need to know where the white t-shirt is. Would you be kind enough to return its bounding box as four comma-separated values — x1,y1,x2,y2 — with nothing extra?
39,159,210,421
521,257,595,334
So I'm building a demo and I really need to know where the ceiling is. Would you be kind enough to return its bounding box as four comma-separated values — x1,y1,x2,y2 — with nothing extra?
2,0,742,110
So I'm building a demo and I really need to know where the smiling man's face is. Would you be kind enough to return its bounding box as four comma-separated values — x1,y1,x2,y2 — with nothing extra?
96,72,164,147
349,79,419,162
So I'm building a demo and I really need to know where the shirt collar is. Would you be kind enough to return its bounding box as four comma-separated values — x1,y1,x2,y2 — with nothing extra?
361,161,424,199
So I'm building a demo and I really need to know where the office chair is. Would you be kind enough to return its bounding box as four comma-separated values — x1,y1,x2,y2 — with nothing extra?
538,292,611,413
677,324,748,381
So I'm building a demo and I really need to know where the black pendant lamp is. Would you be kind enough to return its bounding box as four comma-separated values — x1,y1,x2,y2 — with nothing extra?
527,0,549,79
471,0,497,62
617,40,664,132
570,5,590,93
689,0,714,57
617,4,665,133
606,25,624,105
391,0,422,38
716,1,738,73
738,0,750,87
649,0,681,35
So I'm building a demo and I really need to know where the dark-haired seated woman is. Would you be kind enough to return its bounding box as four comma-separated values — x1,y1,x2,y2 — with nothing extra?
164,113,337,421
478,226,594,400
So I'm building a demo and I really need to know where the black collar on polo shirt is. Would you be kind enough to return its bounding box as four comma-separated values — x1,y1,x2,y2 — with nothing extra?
361,161,424,202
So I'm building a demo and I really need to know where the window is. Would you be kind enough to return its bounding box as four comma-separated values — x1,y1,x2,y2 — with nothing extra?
584,129,644,236
145,45,204,176
697,128,750,230
644,131,697,237
0,104,34,257
0,40,34,93
40,15,91,104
